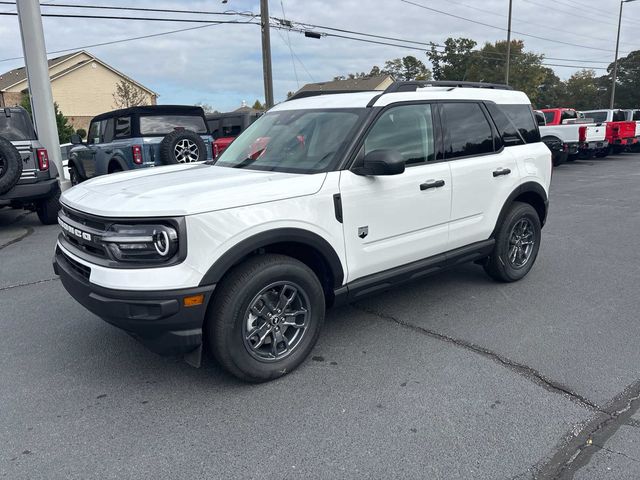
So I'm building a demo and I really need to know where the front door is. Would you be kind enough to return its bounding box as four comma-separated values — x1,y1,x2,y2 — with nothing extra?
339,103,452,283
79,120,101,178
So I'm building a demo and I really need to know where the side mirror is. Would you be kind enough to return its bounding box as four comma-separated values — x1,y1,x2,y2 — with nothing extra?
70,134,83,145
353,149,405,176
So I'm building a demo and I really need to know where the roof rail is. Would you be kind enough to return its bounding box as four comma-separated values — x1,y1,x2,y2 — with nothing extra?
286,89,374,101
384,80,513,93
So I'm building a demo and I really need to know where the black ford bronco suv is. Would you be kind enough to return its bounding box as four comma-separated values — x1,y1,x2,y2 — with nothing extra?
0,106,60,225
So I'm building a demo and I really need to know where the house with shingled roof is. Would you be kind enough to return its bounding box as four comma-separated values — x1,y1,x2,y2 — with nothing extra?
0,50,157,131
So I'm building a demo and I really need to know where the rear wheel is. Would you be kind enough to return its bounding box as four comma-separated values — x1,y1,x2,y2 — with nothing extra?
207,254,325,382
36,186,61,225
484,202,542,283
69,164,82,186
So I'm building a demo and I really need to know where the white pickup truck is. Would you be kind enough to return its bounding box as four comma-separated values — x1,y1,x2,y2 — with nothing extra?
622,109,640,141
536,108,608,161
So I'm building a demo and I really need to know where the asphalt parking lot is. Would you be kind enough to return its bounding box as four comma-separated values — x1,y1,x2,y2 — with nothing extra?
2,154,640,480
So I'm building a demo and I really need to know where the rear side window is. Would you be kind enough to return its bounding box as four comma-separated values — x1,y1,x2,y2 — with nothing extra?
365,104,436,165
500,104,540,143
485,103,524,146
543,111,555,124
442,103,494,159
101,118,115,143
114,117,131,139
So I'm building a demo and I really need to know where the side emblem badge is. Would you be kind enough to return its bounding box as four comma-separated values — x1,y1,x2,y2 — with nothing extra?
358,226,368,239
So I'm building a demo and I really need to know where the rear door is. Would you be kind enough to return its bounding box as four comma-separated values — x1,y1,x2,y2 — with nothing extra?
94,118,115,175
445,102,520,250
339,103,452,282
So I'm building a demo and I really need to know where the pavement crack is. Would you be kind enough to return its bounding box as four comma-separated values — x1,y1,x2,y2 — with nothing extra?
0,226,34,250
535,380,640,479
592,444,640,464
353,304,603,412
0,277,59,292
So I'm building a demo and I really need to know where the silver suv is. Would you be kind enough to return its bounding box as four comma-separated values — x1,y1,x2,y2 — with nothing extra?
0,106,60,224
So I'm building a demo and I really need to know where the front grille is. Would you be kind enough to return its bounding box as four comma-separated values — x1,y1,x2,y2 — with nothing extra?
58,247,91,281
59,206,109,259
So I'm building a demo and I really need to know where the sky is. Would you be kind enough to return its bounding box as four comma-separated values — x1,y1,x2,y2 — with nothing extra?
0,0,638,111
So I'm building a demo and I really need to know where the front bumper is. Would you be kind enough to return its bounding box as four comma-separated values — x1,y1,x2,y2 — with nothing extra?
53,247,215,356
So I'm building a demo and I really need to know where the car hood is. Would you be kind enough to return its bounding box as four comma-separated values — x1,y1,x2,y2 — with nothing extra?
61,163,327,217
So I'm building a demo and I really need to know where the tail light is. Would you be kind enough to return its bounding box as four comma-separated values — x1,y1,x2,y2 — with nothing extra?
132,145,143,165
36,148,49,171
213,143,219,158
578,126,587,143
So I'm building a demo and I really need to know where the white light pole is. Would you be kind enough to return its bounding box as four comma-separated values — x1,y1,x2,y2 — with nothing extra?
16,0,69,190
505,0,513,86
610,0,638,109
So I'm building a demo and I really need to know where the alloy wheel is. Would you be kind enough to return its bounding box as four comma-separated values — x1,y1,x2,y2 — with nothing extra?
174,139,200,163
242,281,310,362
508,218,535,268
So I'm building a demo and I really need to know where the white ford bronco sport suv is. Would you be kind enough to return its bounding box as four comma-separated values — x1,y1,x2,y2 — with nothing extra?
53,81,551,382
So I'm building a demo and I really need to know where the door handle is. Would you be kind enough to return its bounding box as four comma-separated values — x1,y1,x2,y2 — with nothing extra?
493,168,511,177
420,179,445,191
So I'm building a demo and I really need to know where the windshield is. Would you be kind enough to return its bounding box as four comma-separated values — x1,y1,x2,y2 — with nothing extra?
139,115,207,135
586,111,608,123
214,109,365,173
0,110,36,141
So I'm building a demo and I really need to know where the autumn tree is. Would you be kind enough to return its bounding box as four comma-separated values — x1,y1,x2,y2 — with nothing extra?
381,56,431,81
112,80,148,109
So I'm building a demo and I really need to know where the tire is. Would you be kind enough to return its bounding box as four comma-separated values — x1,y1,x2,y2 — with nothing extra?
612,145,626,155
483,202,542,283
108,162,123,174
207,254,325,382
566,154,578,162
36,186,61,225
158,130,206,165
0,136,23,195
69,163,82,186
595,148,609,158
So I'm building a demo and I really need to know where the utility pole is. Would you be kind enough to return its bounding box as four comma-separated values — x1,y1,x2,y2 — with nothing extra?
610,0,638,108
260,0,274,108
505,0,513,86
16,0,69,190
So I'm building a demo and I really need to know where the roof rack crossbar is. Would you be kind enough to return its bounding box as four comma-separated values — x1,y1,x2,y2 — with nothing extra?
286,89,374,101
384,81,513,93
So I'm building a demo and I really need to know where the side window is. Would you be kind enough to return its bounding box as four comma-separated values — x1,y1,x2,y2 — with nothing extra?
560,110,577,123
101,118,115,144
612,110,626,122
442,103,494,159
114,117,131,139
486,103,524,146
500,104,541,143
88,121,101,145
634,111,640,121
364,104,435,165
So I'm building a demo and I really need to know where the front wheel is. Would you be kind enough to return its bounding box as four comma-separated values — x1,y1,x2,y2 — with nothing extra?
36,186,61,225
484,202,542,283
207,254,325,382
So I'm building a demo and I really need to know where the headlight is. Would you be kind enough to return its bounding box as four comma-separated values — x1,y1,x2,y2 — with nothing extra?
101,224,179,263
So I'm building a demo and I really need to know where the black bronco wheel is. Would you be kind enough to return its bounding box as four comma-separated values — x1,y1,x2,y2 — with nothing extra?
0,136,23,195
69,163,82,186
207,254,325,382
159,130,206,165
484,201,542,283
36,186,61,225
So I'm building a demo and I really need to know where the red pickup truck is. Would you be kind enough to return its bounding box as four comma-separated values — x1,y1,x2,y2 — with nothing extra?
582,109,638,155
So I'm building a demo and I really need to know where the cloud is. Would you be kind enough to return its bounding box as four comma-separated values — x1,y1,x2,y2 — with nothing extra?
0,0,635,111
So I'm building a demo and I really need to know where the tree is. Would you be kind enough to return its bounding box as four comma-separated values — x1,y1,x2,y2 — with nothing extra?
606,50,640,108
252,99,265,110
195,102,218,114
381,56,431,81
536,68,565,109
20,94,75,144
112,80,148,109
427,37,478,81
76,128,87,139
562,70,602,110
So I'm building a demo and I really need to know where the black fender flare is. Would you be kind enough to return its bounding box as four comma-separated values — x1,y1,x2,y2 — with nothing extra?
491,182,549,237
199,228,345,287
107,156,128,172
67,155,86,179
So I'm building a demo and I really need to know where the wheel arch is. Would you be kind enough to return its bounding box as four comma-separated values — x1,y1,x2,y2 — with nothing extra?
199,228,345,304
67,156,86,179
108,156,128,173
492,182,549,237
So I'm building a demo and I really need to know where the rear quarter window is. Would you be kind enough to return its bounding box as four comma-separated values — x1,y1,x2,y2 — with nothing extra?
499,104,541,144
139,115,207,135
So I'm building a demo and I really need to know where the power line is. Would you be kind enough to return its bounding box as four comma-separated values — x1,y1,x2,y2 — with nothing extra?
279,0,299,88
0,21,258,63
399,0,628,54
0,11,256,24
